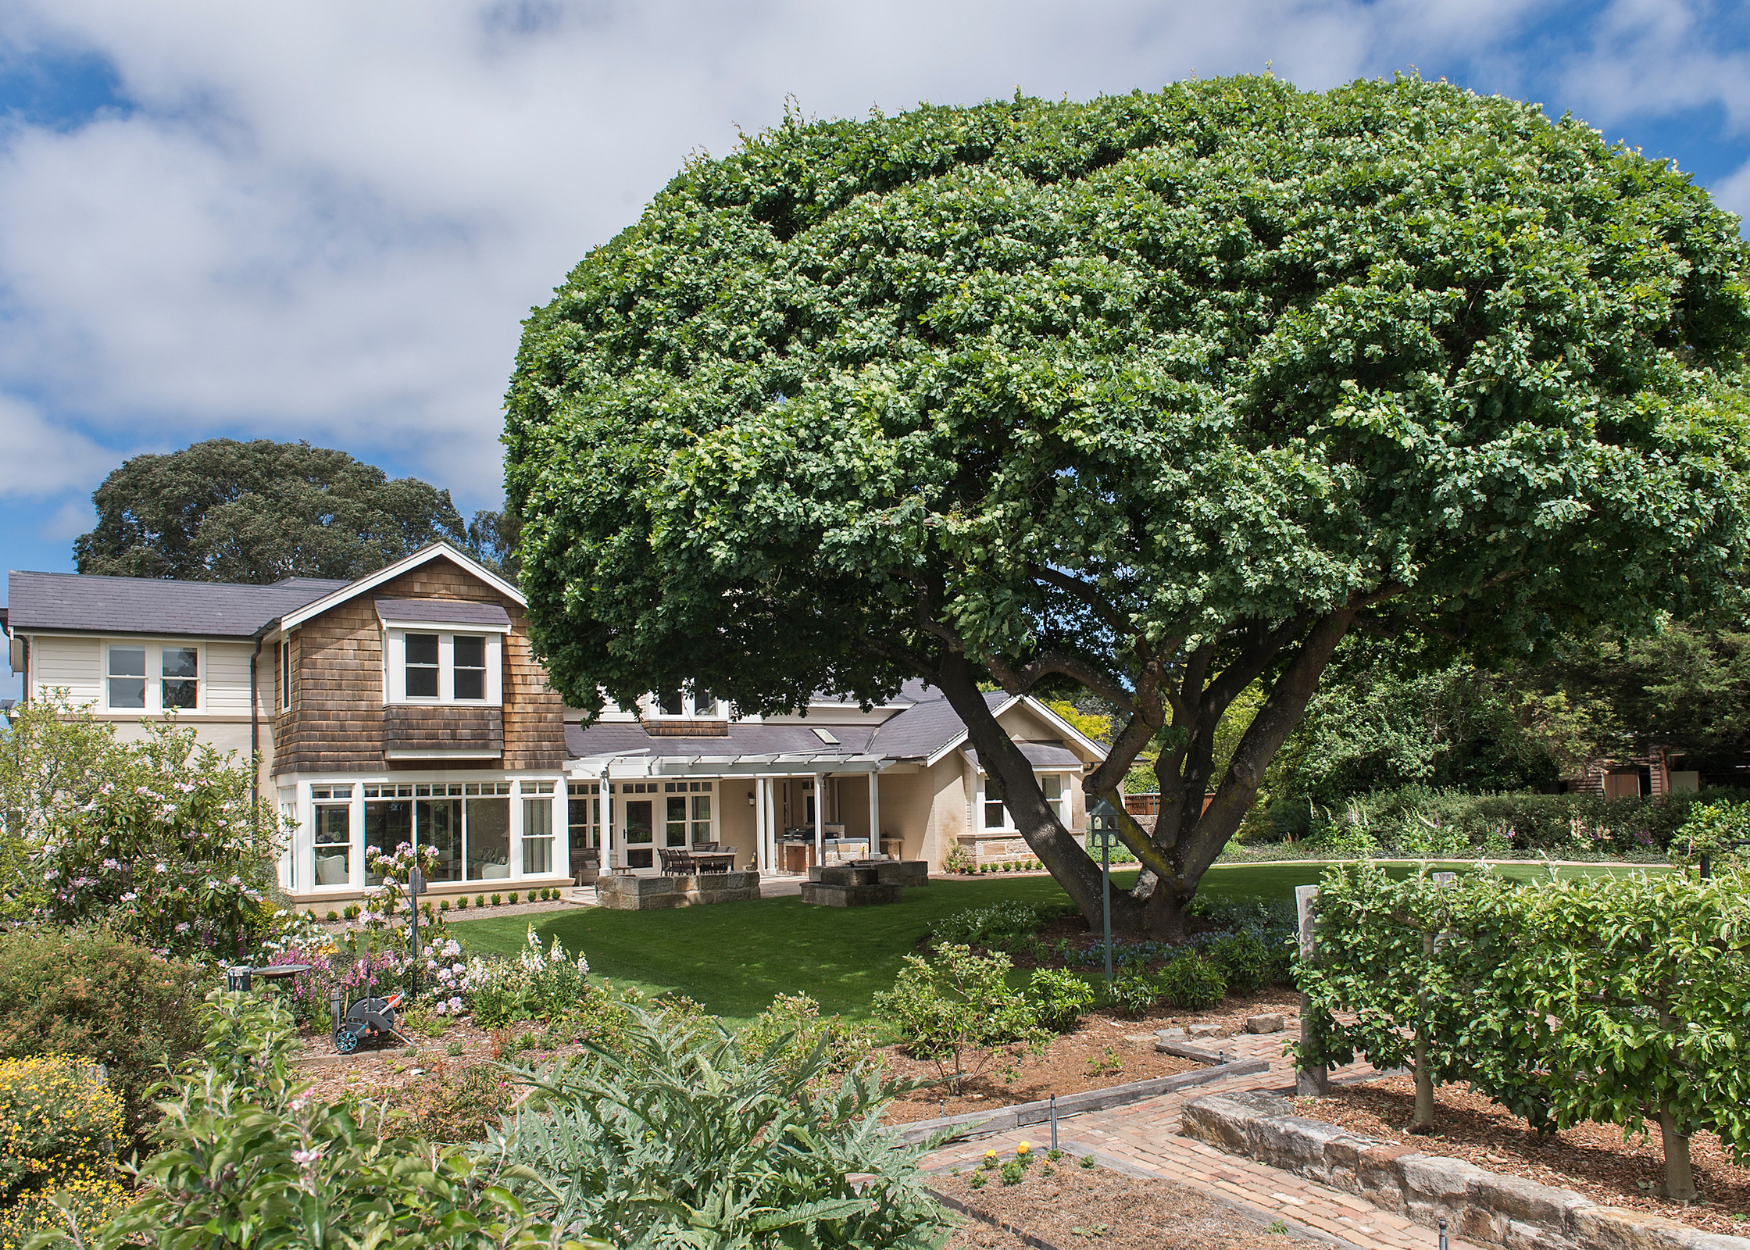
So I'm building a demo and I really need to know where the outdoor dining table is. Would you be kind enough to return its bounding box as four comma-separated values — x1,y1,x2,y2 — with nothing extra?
691,851,736,872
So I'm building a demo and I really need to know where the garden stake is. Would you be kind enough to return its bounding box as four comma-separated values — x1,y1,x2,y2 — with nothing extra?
1438,1217,1448,1250
1050,1094,1058,1151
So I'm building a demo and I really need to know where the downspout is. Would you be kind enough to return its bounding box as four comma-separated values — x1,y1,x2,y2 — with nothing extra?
250,638,263,841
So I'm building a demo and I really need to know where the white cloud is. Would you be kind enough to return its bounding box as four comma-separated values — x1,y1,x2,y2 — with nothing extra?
0,393,112,499
0,0,1738,519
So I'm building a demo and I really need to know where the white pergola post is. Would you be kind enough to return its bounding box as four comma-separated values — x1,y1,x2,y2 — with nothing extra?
868,769,881,859
765,778,779,874
600,770,613,870
813,772,825,866
754,777,768,872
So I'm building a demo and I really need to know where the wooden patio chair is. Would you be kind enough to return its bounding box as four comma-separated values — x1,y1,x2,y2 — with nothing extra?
657,847,696,876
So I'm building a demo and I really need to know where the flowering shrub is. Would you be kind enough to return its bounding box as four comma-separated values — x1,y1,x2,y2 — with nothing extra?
0,1056,123,1203
18,699,287,962
468,927,589,1027
280,944,413,1029
0,929,203,1138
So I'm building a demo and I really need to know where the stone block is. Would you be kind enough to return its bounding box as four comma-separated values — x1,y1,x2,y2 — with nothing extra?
1571,1206,1705,1250
799,882,903,907
595,871,759,910
1188,1022,1222,1038
876,861,930,887
1468,1174,1593,1232
1244,1012,1286,1034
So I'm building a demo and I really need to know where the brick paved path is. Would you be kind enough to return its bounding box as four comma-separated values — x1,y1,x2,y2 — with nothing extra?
921,1029,1479,1250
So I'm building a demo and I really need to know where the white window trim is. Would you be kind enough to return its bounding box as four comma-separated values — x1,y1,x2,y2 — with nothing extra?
103,639,205,714
642,690,727,720
976,770,1073,833
293,774,568,892
382,629,503,706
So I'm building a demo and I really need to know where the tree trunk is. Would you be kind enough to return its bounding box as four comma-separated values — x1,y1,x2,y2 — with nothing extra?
1141,887,1190,941
1659,1107,1696,1201
1410,1038,1435,1134
1410,930,1436,1134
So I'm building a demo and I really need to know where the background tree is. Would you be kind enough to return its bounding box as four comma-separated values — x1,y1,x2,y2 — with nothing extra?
505,76,1750,936
74,438,474,584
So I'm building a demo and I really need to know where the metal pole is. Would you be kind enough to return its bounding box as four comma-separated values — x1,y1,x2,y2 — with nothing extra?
1438,1217,1449,1250
1050,1093,1058,1152
1102,838,1113,984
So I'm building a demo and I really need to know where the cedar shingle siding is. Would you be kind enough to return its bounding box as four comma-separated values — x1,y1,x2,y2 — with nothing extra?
272,558,565,776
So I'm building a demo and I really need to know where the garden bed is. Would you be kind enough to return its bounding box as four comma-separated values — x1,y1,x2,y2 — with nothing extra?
880,991,1295,1125
1298,1076,1750,1238
935,1156,1317,1250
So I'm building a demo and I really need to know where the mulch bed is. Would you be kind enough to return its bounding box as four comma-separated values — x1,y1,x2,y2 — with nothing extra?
935,1157,1316,1250
880,989,1297,1125
1299,1077,1750,1238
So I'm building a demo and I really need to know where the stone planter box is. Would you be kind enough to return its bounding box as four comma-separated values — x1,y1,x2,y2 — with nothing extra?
595,870,760,910
1181,1090,1750,1250
800,860,928,906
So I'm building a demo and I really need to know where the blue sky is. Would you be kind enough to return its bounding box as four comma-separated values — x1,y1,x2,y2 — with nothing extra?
1,0,1748,623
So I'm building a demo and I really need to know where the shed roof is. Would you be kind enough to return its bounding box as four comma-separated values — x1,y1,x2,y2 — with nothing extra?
375,598,512,629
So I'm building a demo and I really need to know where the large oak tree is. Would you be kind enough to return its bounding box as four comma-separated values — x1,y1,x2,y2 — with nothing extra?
505,76,1750,936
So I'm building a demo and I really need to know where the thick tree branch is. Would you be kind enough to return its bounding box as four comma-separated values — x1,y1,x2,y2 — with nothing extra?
1030,566,1131,636
986,650,1138,714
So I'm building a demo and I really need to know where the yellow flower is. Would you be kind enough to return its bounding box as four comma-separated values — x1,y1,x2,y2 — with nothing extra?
984,1149,998,1161
1016,1142,1030,1156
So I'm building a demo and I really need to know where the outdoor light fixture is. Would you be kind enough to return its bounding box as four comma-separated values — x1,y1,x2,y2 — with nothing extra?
1087,797,1122,984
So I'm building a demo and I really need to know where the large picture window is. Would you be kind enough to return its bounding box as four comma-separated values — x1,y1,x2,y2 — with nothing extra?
465,782,510,881
663,781,714,845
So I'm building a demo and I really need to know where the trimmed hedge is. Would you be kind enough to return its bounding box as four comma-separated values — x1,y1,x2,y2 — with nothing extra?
1254,786,1747,857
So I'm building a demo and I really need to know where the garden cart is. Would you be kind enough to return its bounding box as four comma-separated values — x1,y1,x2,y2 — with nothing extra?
332,991,409,1054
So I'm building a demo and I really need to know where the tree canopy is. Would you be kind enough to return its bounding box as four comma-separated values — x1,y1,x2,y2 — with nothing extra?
505,75,1750,934
74,438,505,584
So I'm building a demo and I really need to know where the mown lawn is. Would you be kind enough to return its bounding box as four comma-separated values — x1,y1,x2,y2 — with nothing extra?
448,860,1667,1024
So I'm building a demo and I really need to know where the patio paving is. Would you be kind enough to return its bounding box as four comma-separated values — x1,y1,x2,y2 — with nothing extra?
922,1030,1483,1250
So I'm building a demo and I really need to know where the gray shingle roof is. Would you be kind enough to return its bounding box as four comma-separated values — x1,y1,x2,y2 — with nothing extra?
375,598,512,628
864,687,1005,760
7,570,348,639
964,743,1087,771
567,720,878,761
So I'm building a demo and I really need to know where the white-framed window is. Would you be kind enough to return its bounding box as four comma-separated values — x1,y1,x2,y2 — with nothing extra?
522,780,556,874
108,645,146,709
383,630,503,705
663,780,714,846
311,784,353,888
979,772,1073,831
106,641,201,711
568,782,602,849
279,639,292,710
646,686,725,719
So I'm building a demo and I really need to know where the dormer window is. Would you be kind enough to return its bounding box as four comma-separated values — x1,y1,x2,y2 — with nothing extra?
377,599,510,706
647,687,724,719
405,634,440,697
454,636,486,700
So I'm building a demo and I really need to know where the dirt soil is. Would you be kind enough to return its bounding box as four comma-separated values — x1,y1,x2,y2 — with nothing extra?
1300,1077,1750,1238
879,989,1297,1126
935,1156,1317,1250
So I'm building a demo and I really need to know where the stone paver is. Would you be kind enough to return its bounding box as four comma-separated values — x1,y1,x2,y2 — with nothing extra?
921,1027,1478,1250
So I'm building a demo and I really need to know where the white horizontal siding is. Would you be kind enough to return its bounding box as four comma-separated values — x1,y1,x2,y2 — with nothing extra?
31,636,102,705
203,643,255,714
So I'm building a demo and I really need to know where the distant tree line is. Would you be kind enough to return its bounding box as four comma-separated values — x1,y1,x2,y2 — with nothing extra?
73,438,519,584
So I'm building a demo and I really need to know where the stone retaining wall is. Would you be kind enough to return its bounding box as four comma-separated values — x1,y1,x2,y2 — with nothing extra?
1181,1090,1750,1250
594,870,760,910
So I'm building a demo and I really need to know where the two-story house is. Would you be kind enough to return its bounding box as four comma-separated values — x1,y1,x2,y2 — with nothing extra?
6,543,1105,906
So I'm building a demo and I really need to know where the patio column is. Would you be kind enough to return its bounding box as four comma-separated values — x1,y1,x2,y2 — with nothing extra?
868,770,881,859
813,772,825,865
600,770,613,869
753,777,768,872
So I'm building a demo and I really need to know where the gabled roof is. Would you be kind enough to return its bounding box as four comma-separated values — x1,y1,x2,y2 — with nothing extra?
375,597,512,630
6,569,346,639
274,544,522,634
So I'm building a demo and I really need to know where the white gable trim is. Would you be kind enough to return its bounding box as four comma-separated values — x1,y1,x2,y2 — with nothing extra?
276,544,523,633
922,694,1108,769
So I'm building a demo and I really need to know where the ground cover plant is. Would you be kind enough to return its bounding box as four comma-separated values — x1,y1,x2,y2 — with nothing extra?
1295,862,1750,1200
